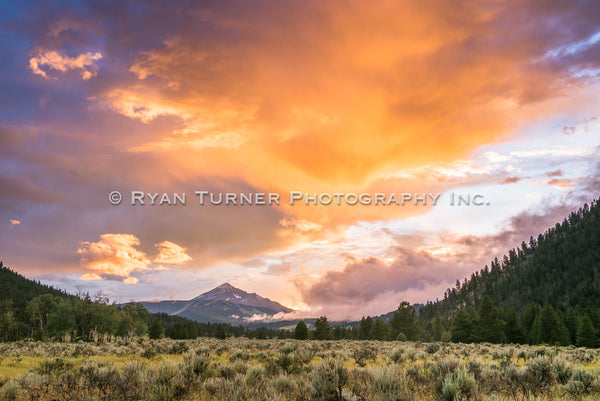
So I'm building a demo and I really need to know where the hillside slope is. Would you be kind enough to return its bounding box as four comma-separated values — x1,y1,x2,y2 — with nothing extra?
420,199,600,318
411,199,600,346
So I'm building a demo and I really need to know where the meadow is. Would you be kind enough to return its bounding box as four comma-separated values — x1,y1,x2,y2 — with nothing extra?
0,338,598,400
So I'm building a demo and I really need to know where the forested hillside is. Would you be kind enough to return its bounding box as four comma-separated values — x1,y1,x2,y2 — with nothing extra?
415,199,600,346
423,200,600,313
335,200,599,346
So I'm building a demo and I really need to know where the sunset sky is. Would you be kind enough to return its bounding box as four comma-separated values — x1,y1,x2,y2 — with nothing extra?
1,1,600,320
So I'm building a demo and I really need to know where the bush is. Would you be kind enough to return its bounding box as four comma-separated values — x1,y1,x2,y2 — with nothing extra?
348,368,373,401
441,369,477,401
182,351,210,378
431,358,463,396
371,367,411,401
169,341,189,354
571,369,595,393
426,343,441,354
2,338,600,401
389,347,405,364
0,379,19,401
552,357,573,385
353,344,376,367
35,357,72,376
523,356,554,395
272,374,298,398
311,358,348,401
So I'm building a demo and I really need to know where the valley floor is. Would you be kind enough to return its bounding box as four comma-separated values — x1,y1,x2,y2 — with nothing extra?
0,338,599,400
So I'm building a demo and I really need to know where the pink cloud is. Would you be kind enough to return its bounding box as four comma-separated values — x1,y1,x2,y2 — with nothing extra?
29,50,102,80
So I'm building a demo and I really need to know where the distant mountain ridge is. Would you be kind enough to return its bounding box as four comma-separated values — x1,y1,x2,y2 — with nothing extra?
140,282,293,324
192,283,292,312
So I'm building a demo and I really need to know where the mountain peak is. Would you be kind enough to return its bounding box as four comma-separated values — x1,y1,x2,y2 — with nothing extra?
191,282,292,313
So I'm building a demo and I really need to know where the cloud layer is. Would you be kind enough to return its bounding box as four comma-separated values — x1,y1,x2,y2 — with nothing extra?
0,1,600,316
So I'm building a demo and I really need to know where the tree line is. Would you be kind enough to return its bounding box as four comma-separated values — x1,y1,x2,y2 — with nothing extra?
287,297,596,347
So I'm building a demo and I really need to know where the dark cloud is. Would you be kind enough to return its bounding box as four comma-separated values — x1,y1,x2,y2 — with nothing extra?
299,199,587,315
546,170,563,177
0,173,66,210
301,252,458,307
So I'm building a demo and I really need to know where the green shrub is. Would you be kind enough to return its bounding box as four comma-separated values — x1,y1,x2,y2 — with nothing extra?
389,347,405,364
571,369,595,393
523,356,554,395
552,357,573,385
311,358,348,401
348,368,373,401
441,369,477,401
272,374,298,397
169,341,189,354
0,379,19,401
426,343,441,354
182,351,210,378
565,378,585,397
431,358,463,396
371,367,411,401
353,344,376,367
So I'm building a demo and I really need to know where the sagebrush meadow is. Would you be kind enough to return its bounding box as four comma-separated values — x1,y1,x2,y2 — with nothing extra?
1,338,599,400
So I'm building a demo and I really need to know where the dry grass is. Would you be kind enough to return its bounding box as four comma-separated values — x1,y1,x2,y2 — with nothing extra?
0,338,599,400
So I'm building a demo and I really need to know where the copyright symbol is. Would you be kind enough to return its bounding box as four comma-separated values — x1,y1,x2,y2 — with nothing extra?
109,191,122,205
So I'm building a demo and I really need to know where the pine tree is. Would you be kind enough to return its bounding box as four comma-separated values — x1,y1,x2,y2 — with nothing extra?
431,313,445,341
149,318,163,339
576,314,597,348
314,316,332,340
389,301,419,340
214,324,227,339
475,296,506,343
369,318,387,340
358,316,373,340
0,300,14,342
563,307,579,344
503,308,524,344
451,308,473,343
294,320,309,340
530,305,571,345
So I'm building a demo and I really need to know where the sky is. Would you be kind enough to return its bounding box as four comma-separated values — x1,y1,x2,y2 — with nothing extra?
1,0,600,320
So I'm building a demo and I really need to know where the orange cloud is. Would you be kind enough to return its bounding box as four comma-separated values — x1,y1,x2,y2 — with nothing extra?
8,0,600,298
80,1,597,231
77,234,151,282
29,50,102,80
123,276,139,285
77,235,193,283
9,218,20,227
279,217,322,233
79,273,105,281
154,240,192,264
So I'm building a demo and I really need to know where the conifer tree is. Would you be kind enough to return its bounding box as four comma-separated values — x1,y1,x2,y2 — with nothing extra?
576,314,597,348
294,320,309,340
